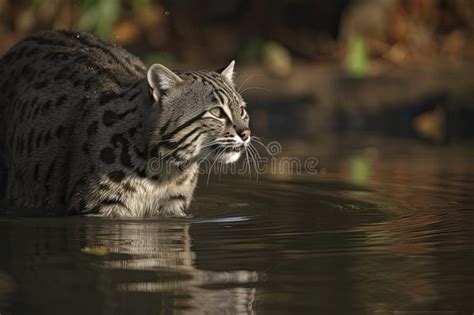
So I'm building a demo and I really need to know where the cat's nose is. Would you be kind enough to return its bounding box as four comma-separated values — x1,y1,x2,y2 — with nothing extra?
239,129,251,141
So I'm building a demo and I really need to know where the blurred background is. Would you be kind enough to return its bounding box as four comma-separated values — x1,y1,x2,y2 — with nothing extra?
0,0,474,142
1,2,474,314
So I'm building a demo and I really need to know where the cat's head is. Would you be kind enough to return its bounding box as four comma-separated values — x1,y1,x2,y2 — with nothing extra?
147,61,251,164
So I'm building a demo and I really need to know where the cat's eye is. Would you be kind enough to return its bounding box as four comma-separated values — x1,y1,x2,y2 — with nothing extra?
210,107,225,118
240,107,247,118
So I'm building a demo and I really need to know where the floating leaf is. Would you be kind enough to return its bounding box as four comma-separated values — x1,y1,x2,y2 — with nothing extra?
81,246,110,256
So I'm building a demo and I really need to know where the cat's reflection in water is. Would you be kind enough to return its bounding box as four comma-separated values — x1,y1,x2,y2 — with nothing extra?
83,219,258,314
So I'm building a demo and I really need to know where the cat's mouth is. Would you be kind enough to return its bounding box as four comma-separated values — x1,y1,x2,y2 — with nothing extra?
222,145,244,163
227,146,244,153
222,150,242,164
201,142,247,164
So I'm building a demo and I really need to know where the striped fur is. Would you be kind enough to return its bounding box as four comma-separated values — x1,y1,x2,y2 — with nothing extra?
0,31,250,217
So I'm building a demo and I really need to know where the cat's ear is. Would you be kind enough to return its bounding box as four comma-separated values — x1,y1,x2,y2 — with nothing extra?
218,60,235,85
147,64,183,101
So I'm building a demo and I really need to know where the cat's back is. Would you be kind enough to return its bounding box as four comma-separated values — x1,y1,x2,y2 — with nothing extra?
0,30,147,207
0,30,147,154
0,30,146,99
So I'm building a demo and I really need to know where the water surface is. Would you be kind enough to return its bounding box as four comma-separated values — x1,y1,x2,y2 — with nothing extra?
0,134,473,314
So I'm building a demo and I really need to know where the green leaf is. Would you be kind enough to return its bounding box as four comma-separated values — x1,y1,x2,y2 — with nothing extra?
345,34,369,77
79,0,121,38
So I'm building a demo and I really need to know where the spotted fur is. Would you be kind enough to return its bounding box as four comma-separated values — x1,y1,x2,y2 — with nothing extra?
0,30,251,217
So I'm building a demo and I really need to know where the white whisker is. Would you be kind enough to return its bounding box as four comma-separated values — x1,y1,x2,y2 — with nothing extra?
237,73,264,93
239,86,272,95
206,147,225,185
244,147,252,181
251,138,268,150
247,146,259,182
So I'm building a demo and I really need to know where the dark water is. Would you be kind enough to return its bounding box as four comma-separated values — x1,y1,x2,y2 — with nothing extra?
0,134,473,314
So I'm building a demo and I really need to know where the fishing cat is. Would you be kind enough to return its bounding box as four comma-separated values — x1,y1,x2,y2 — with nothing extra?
0,30,251,217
